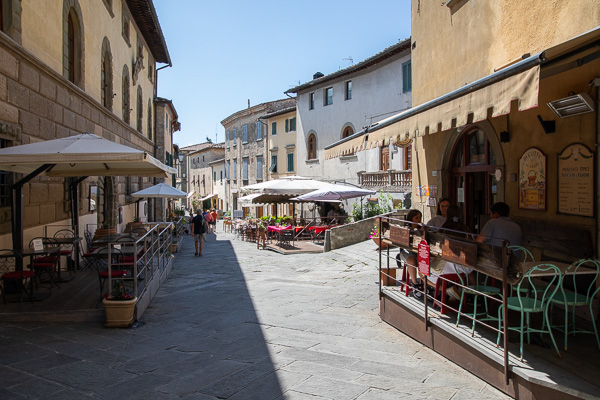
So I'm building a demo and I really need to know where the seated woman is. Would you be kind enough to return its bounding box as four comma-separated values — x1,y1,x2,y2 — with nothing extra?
396,209,426,299
428,204,475,300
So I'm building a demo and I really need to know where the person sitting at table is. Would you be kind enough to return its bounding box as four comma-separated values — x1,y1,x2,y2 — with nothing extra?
426,197,451,228
397,209,426,299
475,202,522,248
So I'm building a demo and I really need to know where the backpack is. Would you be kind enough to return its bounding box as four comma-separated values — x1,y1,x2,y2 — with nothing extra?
200,215,208,234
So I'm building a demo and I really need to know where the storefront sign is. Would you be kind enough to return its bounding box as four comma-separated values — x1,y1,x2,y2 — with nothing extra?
389,225,410,247
418,239,430,276
558,143,594,217
519,148,546,211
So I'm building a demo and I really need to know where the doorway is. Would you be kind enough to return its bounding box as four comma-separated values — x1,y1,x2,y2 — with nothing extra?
380,145,390,171
449,128,498,233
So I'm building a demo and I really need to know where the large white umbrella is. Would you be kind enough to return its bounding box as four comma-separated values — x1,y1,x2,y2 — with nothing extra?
0,133,176,178
132,183,187,199
292,184,376,202
240,176,331,195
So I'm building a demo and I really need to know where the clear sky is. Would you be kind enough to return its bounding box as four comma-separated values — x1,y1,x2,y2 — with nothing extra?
153,0,412,148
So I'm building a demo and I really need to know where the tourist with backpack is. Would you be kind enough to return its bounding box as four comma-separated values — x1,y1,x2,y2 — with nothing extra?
191,208,207,256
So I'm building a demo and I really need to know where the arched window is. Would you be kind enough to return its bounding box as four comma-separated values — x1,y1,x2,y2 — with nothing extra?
342,126,354,138
136,86,143,132
101,37,113,110
308,133,317,160
62,1,84,87
147,99,152,140
122,65,130,124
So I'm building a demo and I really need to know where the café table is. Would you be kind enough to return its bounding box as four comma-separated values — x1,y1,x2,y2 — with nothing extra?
92,233,136,246
520,261,597,277
53,236,82,276
18,246,61,301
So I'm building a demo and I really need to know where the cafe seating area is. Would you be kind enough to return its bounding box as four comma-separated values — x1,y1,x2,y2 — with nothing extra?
377,214,600,399
227,216,343,254
0,218,183,322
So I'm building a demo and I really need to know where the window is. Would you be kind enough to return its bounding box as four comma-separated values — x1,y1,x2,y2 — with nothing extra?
121,6,130,46
269,155,277,173
309,92,315,110
233,128,237,146
402,61,412,93
345,81,352,100
213,171,216,182
287,153,294,172
342,126,354,138
308,134,316,160
226,131,230,148
256,121,262,140
242,157,248,180
136,86,143,132
101,37,113,110
271,122,277,136
242,125,248,143
233,159,237,180
122,65,130,123
63,3,84,87
404,146,412,170
285,117,296,133
324,87,333,106
220,170,223,182
226,161,230,179
147,99,152,140
256,156,263,180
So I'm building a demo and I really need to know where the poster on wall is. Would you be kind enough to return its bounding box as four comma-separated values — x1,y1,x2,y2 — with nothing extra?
558,143,594,217
519,148,546,211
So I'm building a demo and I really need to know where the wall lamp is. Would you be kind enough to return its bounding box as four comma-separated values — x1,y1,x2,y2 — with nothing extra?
537,115,556,134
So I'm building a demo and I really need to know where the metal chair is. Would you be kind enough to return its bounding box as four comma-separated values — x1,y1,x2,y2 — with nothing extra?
92,247,128,299
28,237,60,293
497,263,562,361
455,268,502,336
53,229,75,272
0,250,34,309
550,259,600,350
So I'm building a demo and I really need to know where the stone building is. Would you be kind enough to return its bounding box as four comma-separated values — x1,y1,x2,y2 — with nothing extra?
0,0,171,246
208,158,226,212
222,98,295,216
180,142,224,211
154,97,180,220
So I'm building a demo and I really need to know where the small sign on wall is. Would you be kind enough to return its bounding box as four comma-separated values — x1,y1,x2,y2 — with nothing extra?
519,147,546,211
418,239,430,276
558,143,594,217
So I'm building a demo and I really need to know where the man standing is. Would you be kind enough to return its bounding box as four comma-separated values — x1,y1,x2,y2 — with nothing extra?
191,208,206,256
210,209,218,233
476,202,522,247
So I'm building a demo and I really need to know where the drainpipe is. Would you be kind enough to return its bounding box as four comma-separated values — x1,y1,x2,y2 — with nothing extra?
595,78,600,258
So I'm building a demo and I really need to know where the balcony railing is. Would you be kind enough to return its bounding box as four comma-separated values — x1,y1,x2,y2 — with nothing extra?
358,170,412,190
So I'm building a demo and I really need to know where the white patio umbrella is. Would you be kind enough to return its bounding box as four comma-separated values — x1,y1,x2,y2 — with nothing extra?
131,183,187,199
0,132,176,178
240,176,331,195
292,184,376,202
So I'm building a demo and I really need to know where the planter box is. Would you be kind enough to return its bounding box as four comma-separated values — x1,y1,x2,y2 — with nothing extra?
169,242,178,253
102,297,137,328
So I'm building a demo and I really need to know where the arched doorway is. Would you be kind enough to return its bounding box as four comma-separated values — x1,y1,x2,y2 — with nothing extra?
449,127,498,233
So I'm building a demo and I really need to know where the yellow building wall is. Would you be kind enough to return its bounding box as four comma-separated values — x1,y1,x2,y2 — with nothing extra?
411,0,600,105
267,110,297,178
20,0,156,137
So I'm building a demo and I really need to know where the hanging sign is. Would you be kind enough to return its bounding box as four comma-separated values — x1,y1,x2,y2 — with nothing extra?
557,143,594,217
519,148,546,211
418,239,430,276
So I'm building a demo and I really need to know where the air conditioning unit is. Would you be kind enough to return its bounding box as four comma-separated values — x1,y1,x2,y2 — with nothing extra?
138,200,148,223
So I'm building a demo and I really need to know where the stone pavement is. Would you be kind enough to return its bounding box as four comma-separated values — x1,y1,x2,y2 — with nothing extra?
0,226,509,399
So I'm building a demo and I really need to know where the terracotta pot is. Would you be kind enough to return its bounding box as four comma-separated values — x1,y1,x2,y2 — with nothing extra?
102,297,137,328
372,237,389,249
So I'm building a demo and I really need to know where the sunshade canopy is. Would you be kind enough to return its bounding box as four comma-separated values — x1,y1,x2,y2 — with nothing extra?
131,182,187,199
241,176,331,195
0,133,176,178
238,192,306,206
292,184,376,202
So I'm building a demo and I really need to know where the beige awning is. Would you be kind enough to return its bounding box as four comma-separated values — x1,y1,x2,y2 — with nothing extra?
326,65,540,160
199,193,217,202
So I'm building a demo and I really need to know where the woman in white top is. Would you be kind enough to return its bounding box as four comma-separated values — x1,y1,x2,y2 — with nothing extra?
426,197,451,227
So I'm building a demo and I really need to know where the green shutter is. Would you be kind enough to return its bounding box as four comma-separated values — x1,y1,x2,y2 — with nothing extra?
285,119,289,132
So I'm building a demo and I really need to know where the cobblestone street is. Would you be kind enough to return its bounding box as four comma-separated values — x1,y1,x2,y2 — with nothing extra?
0,227,509,399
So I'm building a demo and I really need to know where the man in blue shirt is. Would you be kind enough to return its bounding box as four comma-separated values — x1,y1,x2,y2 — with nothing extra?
476,202,522,247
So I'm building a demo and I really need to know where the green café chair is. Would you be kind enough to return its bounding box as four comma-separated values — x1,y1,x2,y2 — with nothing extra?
455,267,502,337
508,245,549,297
551,259,600,351
497,263,562,361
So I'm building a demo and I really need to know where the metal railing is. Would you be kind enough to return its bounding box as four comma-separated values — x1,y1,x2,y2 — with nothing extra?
358,170,412,190
377,215,511,384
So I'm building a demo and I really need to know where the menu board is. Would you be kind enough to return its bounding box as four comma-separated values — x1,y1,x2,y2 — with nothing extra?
558,143,594,217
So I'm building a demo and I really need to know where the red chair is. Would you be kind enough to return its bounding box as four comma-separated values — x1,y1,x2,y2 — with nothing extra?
0,250,35,309
91,247,128,298
28,237,61,293
433,273,465,315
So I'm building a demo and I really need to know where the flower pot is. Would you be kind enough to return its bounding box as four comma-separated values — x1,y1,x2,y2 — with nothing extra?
169,242,178,253
372,237,389,250
93,227,117,242
102,297,137,328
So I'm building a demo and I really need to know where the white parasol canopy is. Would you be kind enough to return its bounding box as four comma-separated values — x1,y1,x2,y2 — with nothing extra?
292,184,376,202
131,182,187,199
241,176,331,195
0,133,176,178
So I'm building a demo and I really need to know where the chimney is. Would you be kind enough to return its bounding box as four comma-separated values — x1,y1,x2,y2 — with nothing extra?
248,99,250,108
313,72,324,80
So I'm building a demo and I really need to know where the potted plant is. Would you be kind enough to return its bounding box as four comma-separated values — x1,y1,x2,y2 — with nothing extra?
370,226,389,249
94,218,117,241
102,279,137,328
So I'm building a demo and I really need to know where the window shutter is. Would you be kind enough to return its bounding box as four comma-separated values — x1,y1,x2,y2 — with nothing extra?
285,119,289,132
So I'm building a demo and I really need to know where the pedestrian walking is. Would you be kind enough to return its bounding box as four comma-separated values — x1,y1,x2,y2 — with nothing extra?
210,208,218,233
191,208,207,256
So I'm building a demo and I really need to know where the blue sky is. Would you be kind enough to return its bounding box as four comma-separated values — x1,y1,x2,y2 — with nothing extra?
153,1,412,147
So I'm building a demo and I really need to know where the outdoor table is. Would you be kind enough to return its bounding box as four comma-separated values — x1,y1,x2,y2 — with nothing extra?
520,261,597,277
92,233,134,246
18,246,61,301
53,236,82,274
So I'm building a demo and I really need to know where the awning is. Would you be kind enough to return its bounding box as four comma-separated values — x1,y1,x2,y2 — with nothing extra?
187,191,195,199
325,62,540,159
325,25,600,160
199,193,217,202
131,182,187,199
